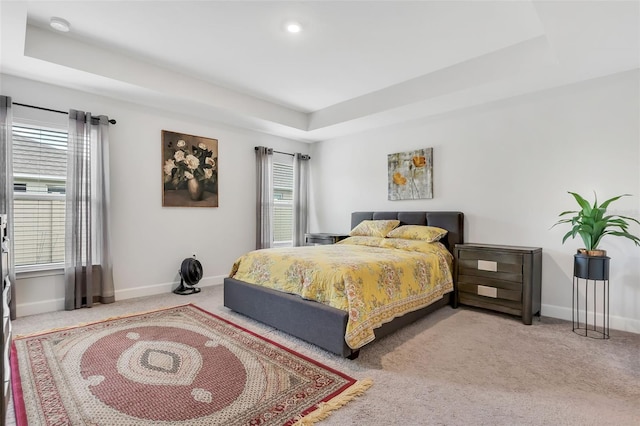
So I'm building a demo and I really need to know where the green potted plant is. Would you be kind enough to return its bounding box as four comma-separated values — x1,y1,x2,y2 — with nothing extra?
553,191,640,279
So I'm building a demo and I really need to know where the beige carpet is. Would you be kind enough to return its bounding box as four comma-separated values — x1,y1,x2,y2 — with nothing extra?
8,285,640,425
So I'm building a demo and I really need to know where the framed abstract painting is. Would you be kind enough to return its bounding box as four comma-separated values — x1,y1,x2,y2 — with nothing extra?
388,148,433,200
162,130,218,207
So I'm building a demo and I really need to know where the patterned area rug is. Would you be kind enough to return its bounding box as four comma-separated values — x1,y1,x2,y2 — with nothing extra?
11,304,371,425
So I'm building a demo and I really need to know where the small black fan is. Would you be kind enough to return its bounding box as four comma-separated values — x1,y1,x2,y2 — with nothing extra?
174,257,203,295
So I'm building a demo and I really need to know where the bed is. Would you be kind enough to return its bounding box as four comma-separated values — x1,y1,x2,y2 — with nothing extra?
223,211,464,359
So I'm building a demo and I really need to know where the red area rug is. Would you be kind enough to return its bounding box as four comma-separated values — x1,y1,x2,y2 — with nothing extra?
11,304,371,425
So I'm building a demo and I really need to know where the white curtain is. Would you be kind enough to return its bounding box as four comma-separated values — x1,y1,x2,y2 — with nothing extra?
0,95,16,319
255,146,273,249
293,153,310,247
65,110,114,310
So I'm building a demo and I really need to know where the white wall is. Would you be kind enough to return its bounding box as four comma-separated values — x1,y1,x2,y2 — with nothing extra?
3,74,310,316
310,70,640,333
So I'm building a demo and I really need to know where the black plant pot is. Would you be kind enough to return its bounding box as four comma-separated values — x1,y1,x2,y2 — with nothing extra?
573,254,610,280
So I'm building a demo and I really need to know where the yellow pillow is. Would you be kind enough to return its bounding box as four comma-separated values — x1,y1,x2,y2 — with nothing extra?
336,236,384,247
349,220,400,238
385,225,448,242
380,238,451,259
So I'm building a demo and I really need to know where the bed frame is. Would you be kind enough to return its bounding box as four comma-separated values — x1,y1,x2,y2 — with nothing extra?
223,211,464,359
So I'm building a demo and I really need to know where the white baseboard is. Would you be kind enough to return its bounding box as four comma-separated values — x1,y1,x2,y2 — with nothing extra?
16,275,225,317
16,298,66,317
542,303,640,334
115,275,225,300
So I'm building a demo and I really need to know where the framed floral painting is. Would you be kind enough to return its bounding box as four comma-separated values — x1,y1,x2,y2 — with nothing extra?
162,130,218,207
388,148,433,200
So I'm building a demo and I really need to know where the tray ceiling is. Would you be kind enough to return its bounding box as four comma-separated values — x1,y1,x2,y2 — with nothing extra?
1,1,638,142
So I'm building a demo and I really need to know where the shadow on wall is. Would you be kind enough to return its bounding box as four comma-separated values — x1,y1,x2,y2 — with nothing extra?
541,250,573,314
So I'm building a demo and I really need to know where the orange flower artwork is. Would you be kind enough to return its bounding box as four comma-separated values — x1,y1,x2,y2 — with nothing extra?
387,148,433,200
412,156,426,168
392,172,407,185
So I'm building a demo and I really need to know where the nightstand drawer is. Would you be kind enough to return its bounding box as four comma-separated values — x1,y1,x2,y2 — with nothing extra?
459,293,523,317
458,261,523,284
457,281,522,302
457,249,524,283
458,249,523,265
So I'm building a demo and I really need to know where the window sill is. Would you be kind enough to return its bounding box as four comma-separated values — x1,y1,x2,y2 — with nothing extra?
272,241,293,248
16,264,64,279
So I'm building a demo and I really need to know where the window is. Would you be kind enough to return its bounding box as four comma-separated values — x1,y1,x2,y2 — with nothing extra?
272,155,293,246
12,124,67,270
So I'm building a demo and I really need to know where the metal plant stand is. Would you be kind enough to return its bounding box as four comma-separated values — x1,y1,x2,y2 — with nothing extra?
572,254,610,339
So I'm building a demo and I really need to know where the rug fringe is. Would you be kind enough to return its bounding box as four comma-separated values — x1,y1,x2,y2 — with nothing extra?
292,378,373,426
13,304,192,339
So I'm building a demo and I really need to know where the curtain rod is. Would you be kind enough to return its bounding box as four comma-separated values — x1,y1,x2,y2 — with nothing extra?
253,147,311,160
254,146,293,157
13,102,117,125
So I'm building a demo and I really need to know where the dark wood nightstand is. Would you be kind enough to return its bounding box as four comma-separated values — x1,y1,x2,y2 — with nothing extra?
304,233,349,245
454,243,542,325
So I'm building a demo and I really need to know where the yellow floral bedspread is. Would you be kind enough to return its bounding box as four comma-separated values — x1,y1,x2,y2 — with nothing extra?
229,237,454,349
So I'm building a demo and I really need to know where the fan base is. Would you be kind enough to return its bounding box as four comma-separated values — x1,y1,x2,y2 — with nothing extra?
173,283,201,296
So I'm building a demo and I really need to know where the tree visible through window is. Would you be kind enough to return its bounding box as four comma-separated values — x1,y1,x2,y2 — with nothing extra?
12,125,67,269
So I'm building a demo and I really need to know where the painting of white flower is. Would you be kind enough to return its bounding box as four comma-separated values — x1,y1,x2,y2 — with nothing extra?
162,130,218,207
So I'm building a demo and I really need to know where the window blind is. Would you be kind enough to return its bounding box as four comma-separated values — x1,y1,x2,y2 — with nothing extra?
12,125,67,268
273,161,293,244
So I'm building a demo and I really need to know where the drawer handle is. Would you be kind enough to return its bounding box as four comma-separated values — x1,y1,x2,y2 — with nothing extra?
477,285,498,298
477,260,497,272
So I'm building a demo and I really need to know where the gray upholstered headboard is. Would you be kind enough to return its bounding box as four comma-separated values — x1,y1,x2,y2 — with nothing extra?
351,211,464,252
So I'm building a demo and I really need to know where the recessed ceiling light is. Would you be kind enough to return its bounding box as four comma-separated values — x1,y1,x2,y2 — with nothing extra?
286,21,302,33
50,17,70,32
